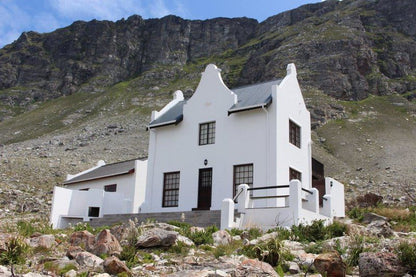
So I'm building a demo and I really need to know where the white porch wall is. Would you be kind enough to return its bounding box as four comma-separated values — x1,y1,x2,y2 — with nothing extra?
50,186,73,228
65,174,137,213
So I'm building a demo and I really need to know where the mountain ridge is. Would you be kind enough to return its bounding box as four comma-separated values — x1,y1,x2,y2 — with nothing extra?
0,0,415,211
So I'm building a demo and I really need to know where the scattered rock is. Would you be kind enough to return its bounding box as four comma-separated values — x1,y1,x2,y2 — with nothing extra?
314,251,346,277
366,220,394,238
103,256,131,276
358,252,407,277
212,230,232,246
289,261,300,274
64,269,77,277
74,251,104,269
92,229,122,256
362,212,388,224
176,234,195,246
136,228,177,248
66,246,84,259
237,258,278,276
29,234,56,249
69,230,95,251
0,265,11,277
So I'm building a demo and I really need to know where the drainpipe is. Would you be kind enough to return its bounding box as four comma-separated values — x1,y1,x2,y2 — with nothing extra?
262,106,270,188
308,140,312,189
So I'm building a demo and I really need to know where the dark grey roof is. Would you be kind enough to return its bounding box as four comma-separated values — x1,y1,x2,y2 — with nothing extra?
64,159,137,185
228,79,282,114
148,101,185,129
147,79,282,128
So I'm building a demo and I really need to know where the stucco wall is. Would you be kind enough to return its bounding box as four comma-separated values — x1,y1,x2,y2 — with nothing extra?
64,173,138,213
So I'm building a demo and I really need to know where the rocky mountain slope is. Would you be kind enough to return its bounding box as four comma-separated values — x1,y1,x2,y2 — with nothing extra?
0,0,415,217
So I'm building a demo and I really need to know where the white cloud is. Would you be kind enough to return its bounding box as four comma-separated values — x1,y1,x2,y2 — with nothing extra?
0,0,31,46
49,0,147,21
148,0,171,18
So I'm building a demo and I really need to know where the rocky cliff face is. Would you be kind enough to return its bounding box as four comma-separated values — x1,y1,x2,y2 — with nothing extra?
0,15,257,108
1,0,416,112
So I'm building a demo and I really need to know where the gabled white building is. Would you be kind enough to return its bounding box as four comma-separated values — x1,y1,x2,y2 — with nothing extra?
141,63,345,227
50,159,147,229
51,63,344,230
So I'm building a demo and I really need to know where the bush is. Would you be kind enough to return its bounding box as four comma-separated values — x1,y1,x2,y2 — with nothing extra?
0,237,30,266
213,240,242,258
396,242,416,273
179,225,218,245
15,219,54,237
167,221,192,229
326,221,347,238
345,236,365,267
290,220,347,243
241,238,293,267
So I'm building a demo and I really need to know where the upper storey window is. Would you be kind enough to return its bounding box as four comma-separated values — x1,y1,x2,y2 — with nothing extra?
199,122,216,145
289,120,301,148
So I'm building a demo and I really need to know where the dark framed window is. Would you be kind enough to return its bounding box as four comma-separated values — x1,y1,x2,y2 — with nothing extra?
104,184,117,192
289,167,302,182
162,172,180,207
289,120,301,148
79,188,89,191
88,207,100,217
199,121,216,145
233,164,253,196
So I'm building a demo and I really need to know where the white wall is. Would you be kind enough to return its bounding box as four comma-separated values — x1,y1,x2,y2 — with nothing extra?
274,64,312,189
65,173,137,213
143,64,313,213
50,186,73,229
325,177,345,217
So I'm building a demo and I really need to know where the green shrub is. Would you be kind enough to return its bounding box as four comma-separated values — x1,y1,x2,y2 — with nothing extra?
119,245,139,268
241,238,292,267
247,227,263,240
168,241,191,255
290,220,347,243
179,225,218,245
227,228,244,237
213,240,243,258
167,221,191,229
291,220,326,242
396,242,416,273
346,236,365,267
267,227,291,241
347,207,367,222
58,263,78,275
326,221,347,238
15,220,54,237
0,236,30,274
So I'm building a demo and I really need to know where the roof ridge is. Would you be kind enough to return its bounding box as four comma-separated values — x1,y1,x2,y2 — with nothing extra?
231,78,282,91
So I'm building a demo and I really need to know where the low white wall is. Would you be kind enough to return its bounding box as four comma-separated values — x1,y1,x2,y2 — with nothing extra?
325,177,345,217
50,187,73,229
242,207,296,229
51,187,131,229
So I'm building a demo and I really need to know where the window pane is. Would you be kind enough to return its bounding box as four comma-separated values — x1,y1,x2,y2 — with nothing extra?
233,164,253,196
163,172,180,207
289,120,301,148
199,122,216,145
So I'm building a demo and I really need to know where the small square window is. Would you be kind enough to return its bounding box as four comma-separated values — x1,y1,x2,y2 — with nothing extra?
88,207,100,217
289,120,301,148
199,122,216,145
289,168,302,182
104,184,117,192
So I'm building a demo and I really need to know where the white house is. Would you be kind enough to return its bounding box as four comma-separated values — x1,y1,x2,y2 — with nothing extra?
50,159,147,228
50,63,344,230
142,63,344,228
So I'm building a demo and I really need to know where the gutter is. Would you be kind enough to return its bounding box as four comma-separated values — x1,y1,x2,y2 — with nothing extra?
228,96,272,115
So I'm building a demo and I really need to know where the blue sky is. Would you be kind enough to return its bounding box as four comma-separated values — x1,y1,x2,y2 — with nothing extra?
0,0,321,48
